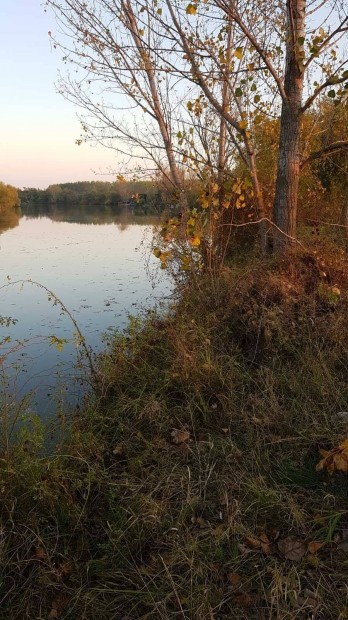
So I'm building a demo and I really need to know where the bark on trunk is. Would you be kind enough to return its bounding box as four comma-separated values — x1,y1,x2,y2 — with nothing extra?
273,0,306,251
341,165,348,237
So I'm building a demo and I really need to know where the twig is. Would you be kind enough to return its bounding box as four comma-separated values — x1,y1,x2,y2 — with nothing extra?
0,279,98,382
217,217,308,251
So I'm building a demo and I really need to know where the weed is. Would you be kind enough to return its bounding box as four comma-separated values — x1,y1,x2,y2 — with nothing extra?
1,249,348,618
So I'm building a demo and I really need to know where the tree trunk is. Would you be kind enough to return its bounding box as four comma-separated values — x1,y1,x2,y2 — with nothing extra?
341,164,348,238
273,0,306,251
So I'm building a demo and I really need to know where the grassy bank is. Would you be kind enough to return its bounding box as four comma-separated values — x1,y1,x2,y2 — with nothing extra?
1,247,348,619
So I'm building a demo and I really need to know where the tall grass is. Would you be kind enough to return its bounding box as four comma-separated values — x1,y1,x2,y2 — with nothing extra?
1,248,348,619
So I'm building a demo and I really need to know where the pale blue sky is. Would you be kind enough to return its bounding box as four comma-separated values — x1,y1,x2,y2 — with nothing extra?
0,0,116,189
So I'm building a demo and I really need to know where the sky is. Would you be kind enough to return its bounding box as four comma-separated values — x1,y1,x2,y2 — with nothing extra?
0,0,117,189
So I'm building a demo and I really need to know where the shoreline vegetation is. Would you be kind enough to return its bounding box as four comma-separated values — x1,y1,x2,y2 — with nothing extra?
2,0,348,615
1,236,348,618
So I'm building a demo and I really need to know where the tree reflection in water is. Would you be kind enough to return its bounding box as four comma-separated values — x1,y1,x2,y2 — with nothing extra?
0,209,20,235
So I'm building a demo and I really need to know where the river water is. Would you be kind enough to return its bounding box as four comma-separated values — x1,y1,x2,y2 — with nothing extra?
0,205,169,424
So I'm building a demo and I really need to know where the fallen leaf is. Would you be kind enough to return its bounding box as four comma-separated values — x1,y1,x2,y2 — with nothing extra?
296,589,319,610
277,537,306,561
307,540,324,554
48,597,65,619
228,572,241,587
317,438,348,473
258,532,271,554
35,546,47,560
245,535,261,549
112,445,124,456
171,429,190,444
245,532,272,554
238,543,254,556
234,592,253,607
195,516,208,528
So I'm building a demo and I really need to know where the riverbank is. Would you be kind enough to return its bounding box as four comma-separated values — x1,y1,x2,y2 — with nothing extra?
1,246,348,619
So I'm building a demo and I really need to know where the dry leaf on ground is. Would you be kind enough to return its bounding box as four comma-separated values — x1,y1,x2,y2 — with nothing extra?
245,532,272,554
277,537,306,561
234,592,254,608
112,445,124,456
228,572,241,587
316,439,348,473
35,546,47,560
307,540,324,554
295,589,320,610
171,429,190,444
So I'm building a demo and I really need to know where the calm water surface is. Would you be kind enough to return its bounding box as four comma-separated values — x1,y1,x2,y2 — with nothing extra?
0,207,169,420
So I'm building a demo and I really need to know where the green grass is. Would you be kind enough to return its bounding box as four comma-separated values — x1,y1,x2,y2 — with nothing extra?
1,248,348,619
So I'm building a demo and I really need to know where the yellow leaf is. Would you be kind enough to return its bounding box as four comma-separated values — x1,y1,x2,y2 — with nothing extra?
190,235,201,247
316,438,348,473
186,3,197,15
232,182,242,194
234,47,243,60
239,120,248,130
199,196,209,209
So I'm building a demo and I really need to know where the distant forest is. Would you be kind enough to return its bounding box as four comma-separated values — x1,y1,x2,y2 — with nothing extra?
19,181,166,213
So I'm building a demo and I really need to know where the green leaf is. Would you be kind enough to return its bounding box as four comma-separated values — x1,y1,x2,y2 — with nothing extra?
297,36,305,45
235,87,243,97
254,94,260,103
327,89,336,98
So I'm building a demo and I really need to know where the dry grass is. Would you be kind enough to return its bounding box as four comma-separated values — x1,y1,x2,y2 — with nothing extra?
1,248,348,619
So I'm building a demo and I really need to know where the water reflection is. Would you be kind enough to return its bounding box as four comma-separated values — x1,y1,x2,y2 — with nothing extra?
0,205,168,423
22,202,160,227
0,209,20,235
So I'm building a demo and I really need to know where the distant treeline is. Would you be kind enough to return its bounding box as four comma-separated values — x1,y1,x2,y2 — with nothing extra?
19,181,165,213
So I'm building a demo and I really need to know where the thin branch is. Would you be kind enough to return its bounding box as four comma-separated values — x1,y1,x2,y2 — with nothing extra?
301,140,348,167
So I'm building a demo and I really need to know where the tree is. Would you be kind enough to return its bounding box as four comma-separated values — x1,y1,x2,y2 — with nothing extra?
161,0,348,248
0,183,20,214
47,0,348,253
46,0,188,207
